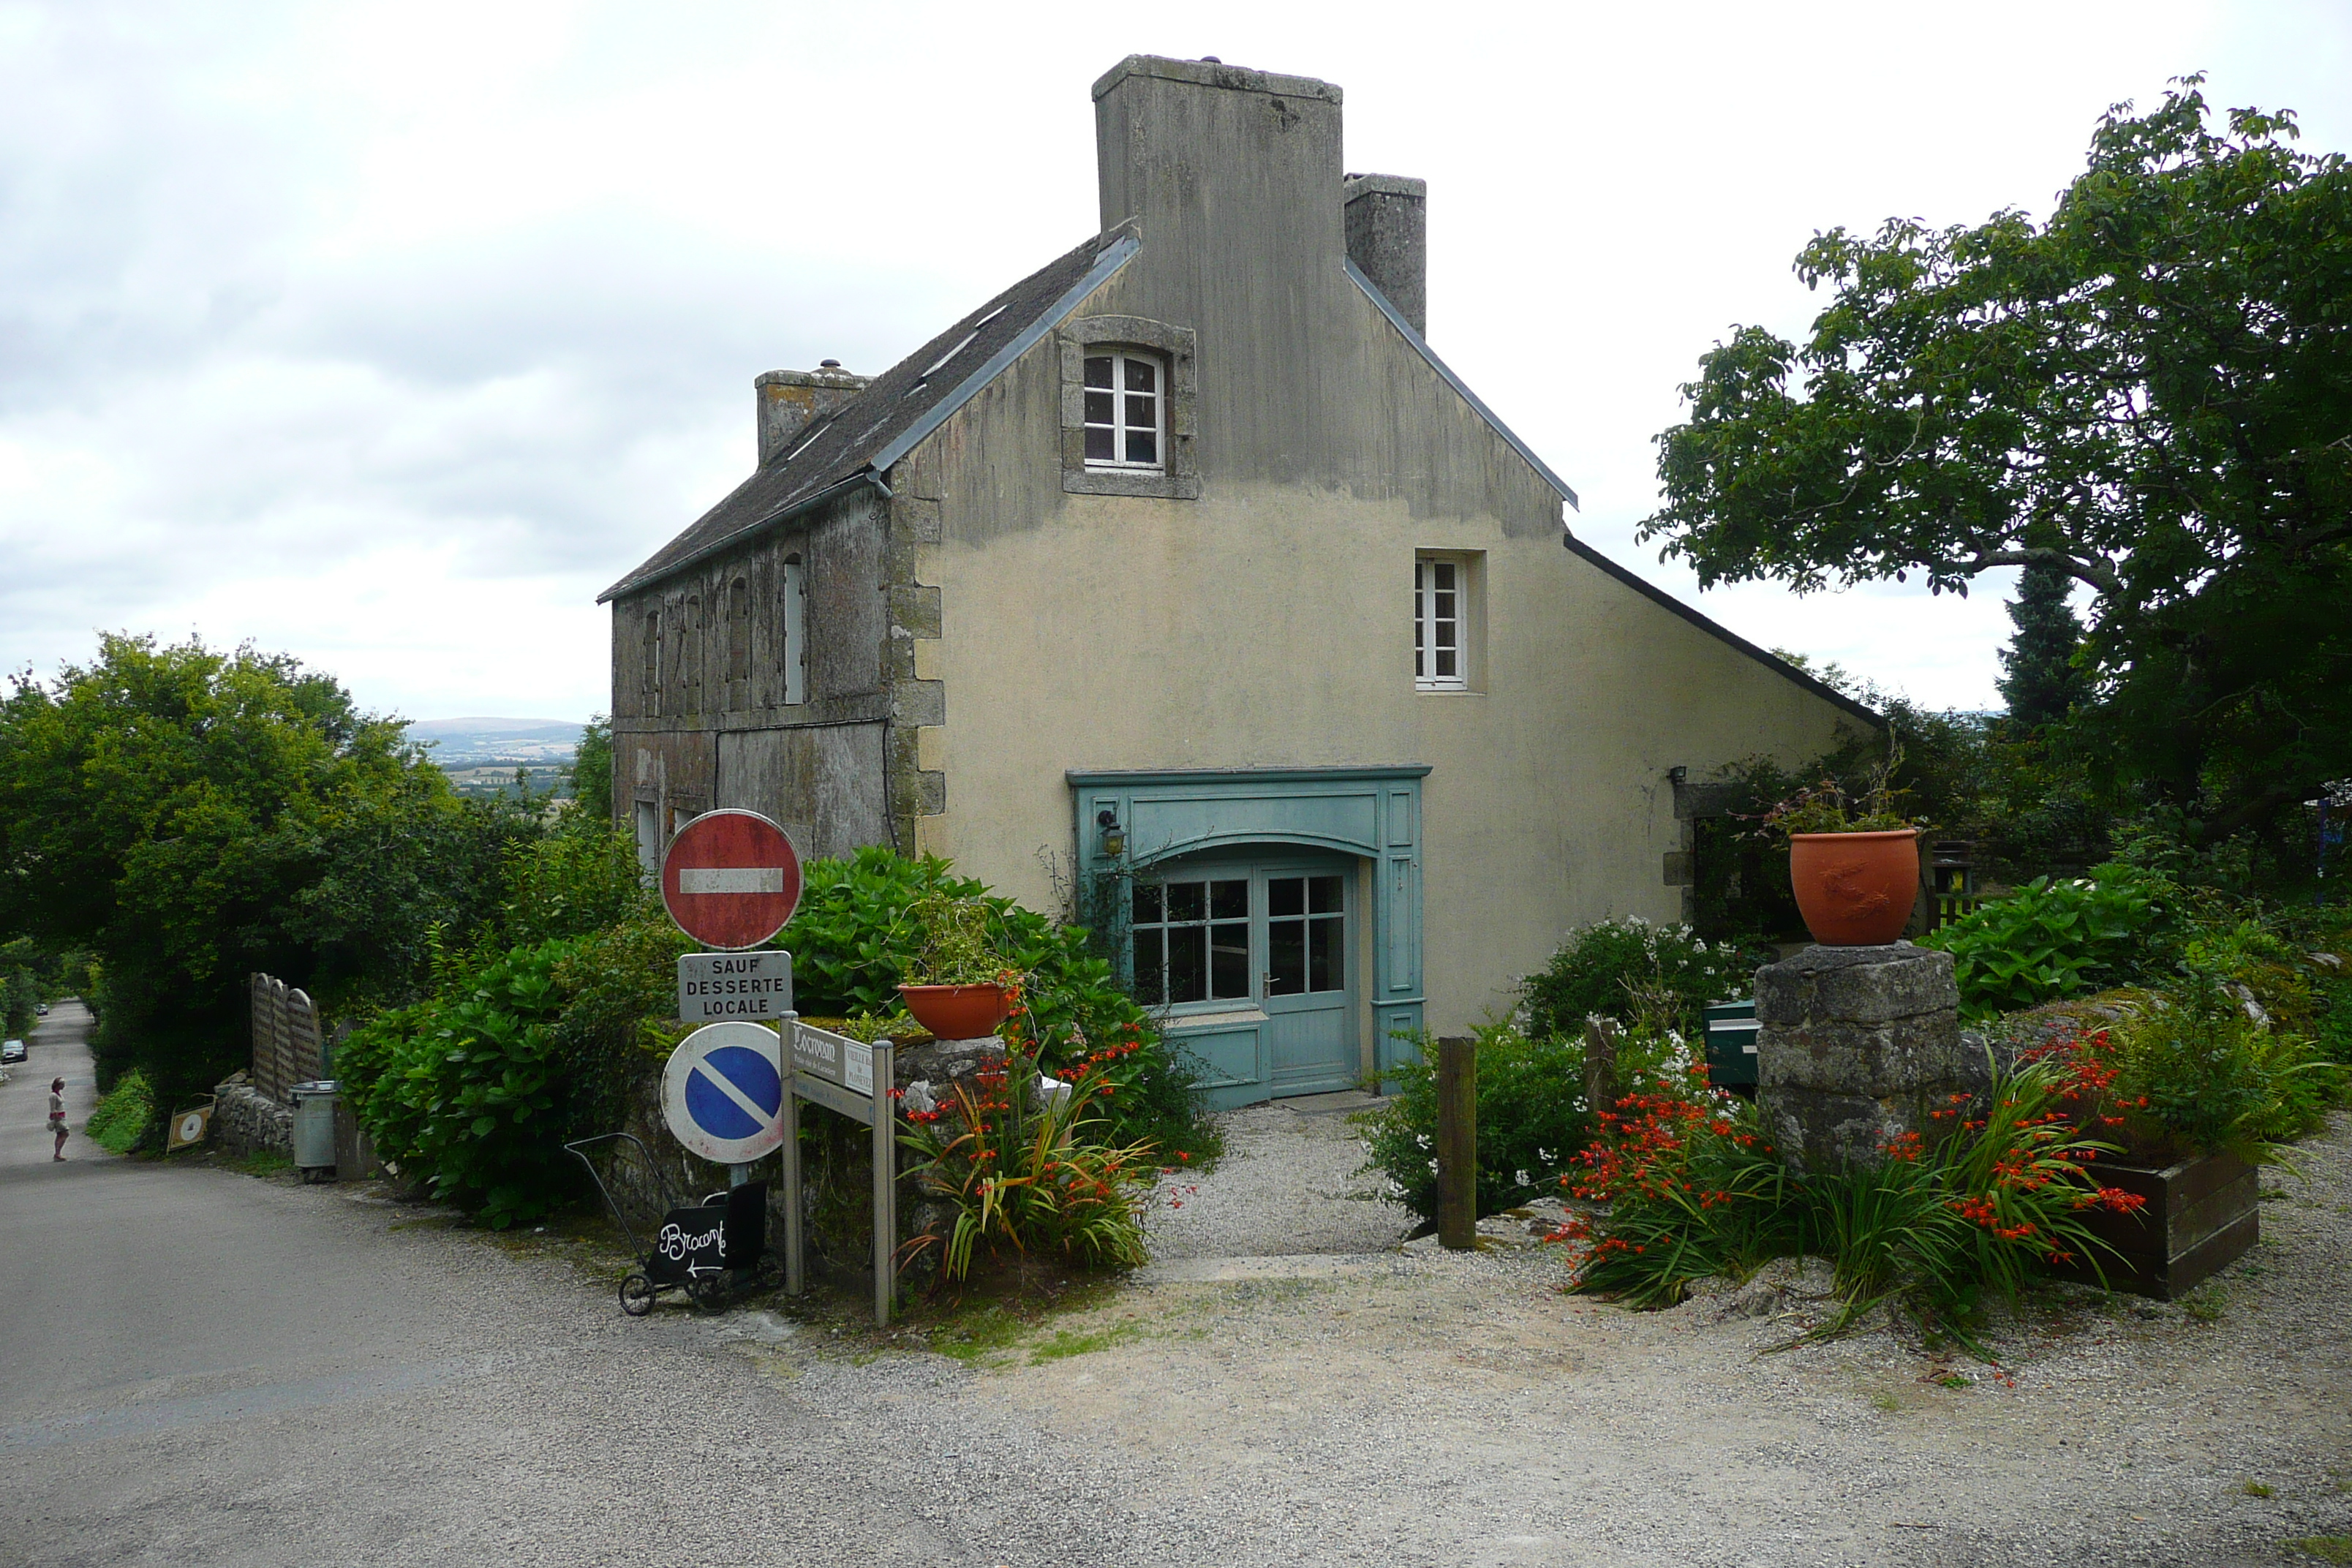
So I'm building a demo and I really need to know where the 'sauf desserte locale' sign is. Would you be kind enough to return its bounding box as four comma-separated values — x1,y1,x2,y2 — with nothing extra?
676,949,792,1022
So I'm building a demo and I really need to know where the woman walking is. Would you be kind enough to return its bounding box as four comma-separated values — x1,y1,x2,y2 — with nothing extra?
49,1076,68,1160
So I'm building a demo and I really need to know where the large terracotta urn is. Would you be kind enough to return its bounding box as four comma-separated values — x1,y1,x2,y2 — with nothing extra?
1788,829,1919,946
896,983,1011,1041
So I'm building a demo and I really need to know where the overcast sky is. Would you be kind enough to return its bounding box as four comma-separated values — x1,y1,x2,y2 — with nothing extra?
2,1,2345,724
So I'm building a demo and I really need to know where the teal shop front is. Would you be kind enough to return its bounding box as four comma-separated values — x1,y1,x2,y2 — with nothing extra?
1068,767,1428,1109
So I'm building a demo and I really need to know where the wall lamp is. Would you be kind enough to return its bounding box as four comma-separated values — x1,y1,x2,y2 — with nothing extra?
1667,766,1689,785
1096,807,1126,859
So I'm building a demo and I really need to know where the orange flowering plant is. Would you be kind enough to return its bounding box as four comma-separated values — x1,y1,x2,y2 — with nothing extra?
899,974,1159,1282
1562,1053,2146,1344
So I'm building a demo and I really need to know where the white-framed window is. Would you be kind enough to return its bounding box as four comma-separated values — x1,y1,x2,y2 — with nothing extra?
780,557,807,706
1082,350,1165,471
1414,556,1468,690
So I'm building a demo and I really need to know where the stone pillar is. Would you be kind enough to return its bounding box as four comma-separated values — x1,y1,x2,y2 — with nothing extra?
1754,942,1973,1172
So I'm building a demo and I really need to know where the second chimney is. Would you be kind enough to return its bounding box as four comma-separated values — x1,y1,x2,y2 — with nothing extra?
1343,173,1428,339
755,365,870,467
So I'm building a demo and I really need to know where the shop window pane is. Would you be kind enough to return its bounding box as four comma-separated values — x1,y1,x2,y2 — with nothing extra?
1308,916,1343,992
1210,923,1249,998
1131,930,1163,1005
1167,926,1207,1003
1167,881,1204,923
1210,880,1248,920
1268,919,1305,995
1268,876,1304,918
1308,875,1343,914
1133,882,1163,925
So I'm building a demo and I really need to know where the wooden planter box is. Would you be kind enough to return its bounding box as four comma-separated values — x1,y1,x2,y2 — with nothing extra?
2048,1150,2258,1300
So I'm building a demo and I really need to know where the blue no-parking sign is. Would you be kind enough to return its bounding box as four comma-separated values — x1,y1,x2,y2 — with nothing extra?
660,1020,788,1164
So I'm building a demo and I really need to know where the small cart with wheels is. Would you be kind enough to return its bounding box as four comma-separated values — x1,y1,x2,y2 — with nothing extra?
564,1132,769,1316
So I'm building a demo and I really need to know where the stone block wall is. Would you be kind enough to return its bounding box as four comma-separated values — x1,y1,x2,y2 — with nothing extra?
212,1072,293,1160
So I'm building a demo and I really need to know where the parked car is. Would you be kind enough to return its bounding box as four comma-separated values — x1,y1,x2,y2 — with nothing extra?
0,1039,26,1064
36,1002,49,1016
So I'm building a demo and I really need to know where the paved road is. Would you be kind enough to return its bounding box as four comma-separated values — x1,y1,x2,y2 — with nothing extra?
0,1003,1150,1567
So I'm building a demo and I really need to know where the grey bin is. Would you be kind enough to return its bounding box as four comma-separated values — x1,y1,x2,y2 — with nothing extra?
290,1080,340,1180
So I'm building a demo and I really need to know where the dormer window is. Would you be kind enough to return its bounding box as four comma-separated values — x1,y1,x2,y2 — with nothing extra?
1083,351,1164,470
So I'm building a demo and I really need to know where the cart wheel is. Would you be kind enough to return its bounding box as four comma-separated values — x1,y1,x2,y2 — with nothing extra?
686,1275,729,1313
619,1273,656,1316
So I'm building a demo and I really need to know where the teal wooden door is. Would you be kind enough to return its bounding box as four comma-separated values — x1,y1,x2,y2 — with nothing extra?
1128,851,1358,1100
1258,859,1356,1095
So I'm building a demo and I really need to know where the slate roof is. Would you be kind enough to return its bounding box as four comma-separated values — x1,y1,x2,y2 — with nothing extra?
600,228,1137,603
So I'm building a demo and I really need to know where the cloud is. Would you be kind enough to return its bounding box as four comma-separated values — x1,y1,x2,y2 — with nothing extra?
0,0,2345,720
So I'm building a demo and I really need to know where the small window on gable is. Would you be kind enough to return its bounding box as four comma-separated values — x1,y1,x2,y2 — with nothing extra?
780,557,807,706
1414,554,1482,693
641,610,661,715
727,578,750,687
1082,350,1165,471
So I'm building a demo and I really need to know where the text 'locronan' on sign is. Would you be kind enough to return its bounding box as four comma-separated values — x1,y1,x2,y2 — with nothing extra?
676,950,794,1022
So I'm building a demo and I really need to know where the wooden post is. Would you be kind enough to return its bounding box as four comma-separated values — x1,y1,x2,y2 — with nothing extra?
1583,1017,1621,1122
1436,1036,1477,1251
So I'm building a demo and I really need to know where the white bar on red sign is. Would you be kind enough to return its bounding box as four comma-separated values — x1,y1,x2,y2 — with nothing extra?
679,867,787,894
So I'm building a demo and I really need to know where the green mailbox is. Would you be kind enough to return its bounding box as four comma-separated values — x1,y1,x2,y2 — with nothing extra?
1702,999,1759,1096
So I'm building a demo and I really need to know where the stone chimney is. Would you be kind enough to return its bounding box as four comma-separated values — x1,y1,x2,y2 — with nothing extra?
1093,56,1346,280
755,363,870,467
1343,173,1427,337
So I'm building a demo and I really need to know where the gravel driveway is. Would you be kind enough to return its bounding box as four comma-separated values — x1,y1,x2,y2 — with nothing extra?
19,1011,2350,1566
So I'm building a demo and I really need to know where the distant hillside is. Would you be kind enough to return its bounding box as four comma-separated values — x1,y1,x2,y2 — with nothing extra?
404,718,586,799
404,717,586,767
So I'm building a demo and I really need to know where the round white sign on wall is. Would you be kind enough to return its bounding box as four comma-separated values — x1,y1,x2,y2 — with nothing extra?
660,1020,786,1164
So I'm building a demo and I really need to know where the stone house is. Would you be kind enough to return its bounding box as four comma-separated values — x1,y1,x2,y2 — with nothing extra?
601,54,1877,1107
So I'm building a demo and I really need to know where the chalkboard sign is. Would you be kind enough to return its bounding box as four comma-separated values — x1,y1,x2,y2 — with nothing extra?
649,1207,729,1284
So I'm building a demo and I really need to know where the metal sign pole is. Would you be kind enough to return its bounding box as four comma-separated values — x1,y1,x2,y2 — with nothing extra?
872,1040,895,1328
781,1023,804,1299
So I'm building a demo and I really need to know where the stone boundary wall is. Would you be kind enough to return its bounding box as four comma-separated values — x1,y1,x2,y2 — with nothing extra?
212,1071,293,1160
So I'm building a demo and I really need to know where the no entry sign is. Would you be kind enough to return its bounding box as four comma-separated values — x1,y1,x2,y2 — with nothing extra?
660,808,802,950
661,1020,788,1165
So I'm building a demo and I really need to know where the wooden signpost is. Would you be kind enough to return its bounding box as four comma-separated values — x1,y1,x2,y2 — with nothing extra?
780,1019,899,1327
1436,1036,1477,1252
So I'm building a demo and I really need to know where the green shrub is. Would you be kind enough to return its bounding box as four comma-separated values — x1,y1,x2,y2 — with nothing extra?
500,820,651,947
782,847,1215,1158
339,938,592,1226
84,1069,157,1155
1355,1019,1594,1221
1920,864,2173,1019
1522,917,1757,1042
2109,980,2337,1160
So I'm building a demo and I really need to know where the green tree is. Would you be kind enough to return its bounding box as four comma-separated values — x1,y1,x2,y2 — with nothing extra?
0,636,538,1098
568,715,613,823
1996,564,2091,731
1643,79,2351,847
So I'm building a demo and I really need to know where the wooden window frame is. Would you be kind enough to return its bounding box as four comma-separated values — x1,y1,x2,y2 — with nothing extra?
1414,552,1483,693
780,556,807,706
1059,315,1199,500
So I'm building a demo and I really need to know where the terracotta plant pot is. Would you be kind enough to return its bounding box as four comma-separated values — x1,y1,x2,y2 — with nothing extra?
895,983,1011,1041
1788,829,1919,946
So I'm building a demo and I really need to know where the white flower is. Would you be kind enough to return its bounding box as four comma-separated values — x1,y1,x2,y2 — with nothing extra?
1537,1147,1555,1164
1515,1169,1531,1187
1427,1158,1439,1174
1415,1133,1432,1150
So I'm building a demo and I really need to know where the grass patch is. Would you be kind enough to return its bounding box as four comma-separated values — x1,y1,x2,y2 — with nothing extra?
2285,1538,2352,1564
2242,1481,2276,1498
2182,1284,2227,1323
84,1071,155,1154
927,1303,1030,1366
233,1149,294,1177
1029,1318,1144,1365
